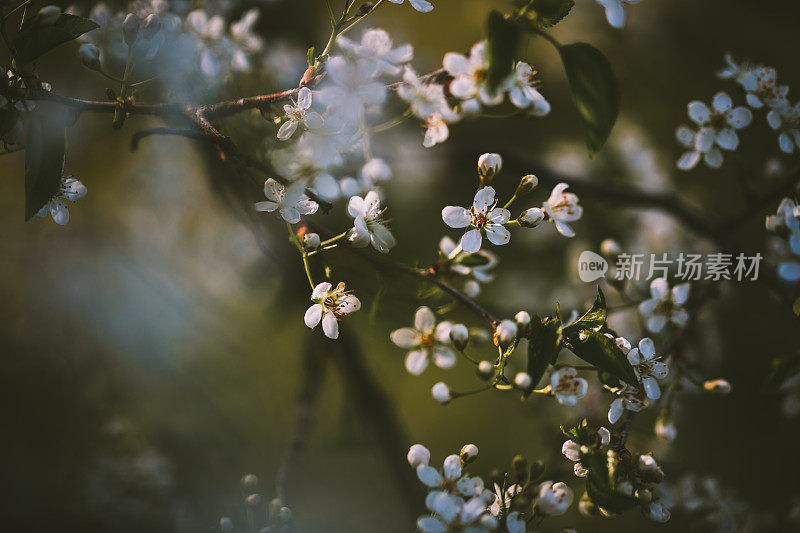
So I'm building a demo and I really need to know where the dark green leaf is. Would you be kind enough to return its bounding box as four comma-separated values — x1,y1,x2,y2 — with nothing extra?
523,0,575,28
457,253,492,268
565,330,639,385
12,14,99,66
524,314,562,395
486,10,520,92
562,286,607,339
558,42,620,155
24,111,67,220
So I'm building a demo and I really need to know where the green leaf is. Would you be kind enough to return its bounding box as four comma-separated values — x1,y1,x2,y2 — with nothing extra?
525,314,563,395
565,330,639,385
456,253,492,268
558,42,620,155
562,286,607,339
486,10,520,92
523,0,575,28
12,14,99,66
24,111,67,220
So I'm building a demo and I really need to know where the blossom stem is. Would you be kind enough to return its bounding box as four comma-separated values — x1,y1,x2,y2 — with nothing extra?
319,230,349,248
502,193,518,210
2,0,32,20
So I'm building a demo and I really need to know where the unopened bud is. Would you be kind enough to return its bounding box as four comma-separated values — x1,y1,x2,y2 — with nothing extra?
38,5,61,25
478,153,502,182
79,44,101,71
303,232,321,250
514,372,532,390
449,323,469,350
636,488,653,503
517,174,538,194
245,493,262,507
460,443,479,463
514,311,531,336
122,13,140,46
143,14,162,40
518,207,545,228
362,157,392,183
407,444,430,468
241,474,259,492
477,360,494,379
600,238,621,258
703,379,732,394
655,416,676,441
494,319,517,348
463,280,480,297
512,454,528,482
219,517,234,533
432,381,451,404
356,2,374,16
459,98,481,117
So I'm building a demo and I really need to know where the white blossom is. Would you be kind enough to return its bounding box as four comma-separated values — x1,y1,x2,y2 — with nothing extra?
627,338,669,400
562,427,610,477
608,385,648,424
514,372,532,389
317,54,387,122
255,179,318,224
337,28,413,77
391,307,456,375
677,92,752,170
638,277,690,333
518,207,545,228
416,454,485,498
550,367,589,406
443,41,503,106
767,101,800,154
595,0,641,29
477,153,502,178
423,112,452,148
346,190,397,253
507,62,550,116
408,444,431,468
432,381,452,404
535,481,573,516
442,187,511,253
277,87,323,140
495,320,517,348
361,158,392,185
542,183,583,237
304,282,361,339
36,176,88,226
398,66,457,120
388,0,434,13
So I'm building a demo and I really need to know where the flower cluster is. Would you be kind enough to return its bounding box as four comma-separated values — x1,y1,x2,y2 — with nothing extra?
766,198,800,282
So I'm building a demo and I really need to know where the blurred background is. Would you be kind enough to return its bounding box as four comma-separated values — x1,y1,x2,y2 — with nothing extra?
2,0,800,531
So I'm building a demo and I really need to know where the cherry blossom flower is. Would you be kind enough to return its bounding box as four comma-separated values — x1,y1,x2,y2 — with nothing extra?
36,176,88,225
638,277,691,333
277,87,323,140
443,41,503,106
627,338,668,400
398,66,456,120
542,183,583,237
416,453,485,498
442,187,511,253
424,113,452,148
346,190,397,253
677,92,752,170
766,101,800,154
229,8,263,71
317,54,387,122
419,492,495,533
304,282,361,339
550,367,589,406
391,307,456,375
535,481,573,515
608,385,649,424
507,62,550,116
595,0,641,28
562,427,611,477
255,179,318,224
676,124,721,170
337,28,413,76
388,0,434,13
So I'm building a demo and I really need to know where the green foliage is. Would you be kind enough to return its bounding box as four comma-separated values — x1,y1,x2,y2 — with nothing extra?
486,10,520,93
24,110,68,220
457,253,492,268
12,14,98,66
525,314,563,395
519,0,575,28
558,42,620,156
561,288,638,384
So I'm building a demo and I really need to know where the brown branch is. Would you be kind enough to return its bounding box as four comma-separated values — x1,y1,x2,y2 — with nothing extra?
405,265,500,327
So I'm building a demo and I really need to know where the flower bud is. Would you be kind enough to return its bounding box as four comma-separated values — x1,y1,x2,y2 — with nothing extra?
459,98,481,117
636,488,653,503
245,493,262,507
514,310,531,336
494,319,517,348
703,379,731,394
600,238,621,258
637,454,659,473
219,517,234,533
477,360,494,379
122,13,140,46
512,454,528,482
478,153,502,182
303,232,320,250
356,2,374,17
241,474,259,492
432,381,451,404
143,14,162,40
655,416,676,441
518,207,545,228
361,157,392,183
449,323,469,350
514,371,532,390
38,5,61,25
79,43,101,71
646,501,671,523
516,174,538,194
460,443,479,463
407,444,430,468
463,280,480,297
